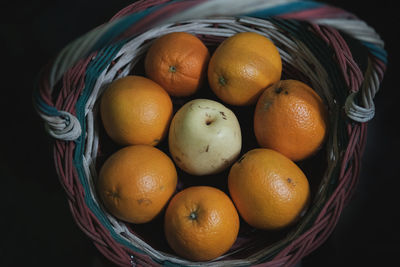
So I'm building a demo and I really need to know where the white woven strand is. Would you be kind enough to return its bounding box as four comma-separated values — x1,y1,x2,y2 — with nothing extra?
313,18,385,47
78,17,346,266
167,0,301,23
43,21,125,142
239,16,282,31
85,111,95,160
344,59,379,122
49,0,300,90
57,1,386,264
312,16,384,122
90,106,101,177
78,21,248,266
41,110,82,141
82,154,100,206
43,0,386,142
77,20,258,266
44,0,385,141
49,20,124,89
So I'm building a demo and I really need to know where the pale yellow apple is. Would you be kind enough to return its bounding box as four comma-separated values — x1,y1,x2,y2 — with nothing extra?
168,99,242,175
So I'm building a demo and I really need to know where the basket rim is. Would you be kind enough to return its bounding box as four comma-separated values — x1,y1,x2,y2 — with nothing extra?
34,0,387,266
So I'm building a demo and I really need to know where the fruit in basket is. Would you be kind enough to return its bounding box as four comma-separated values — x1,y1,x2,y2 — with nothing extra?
228,148,310,230
207,32,282,106
254,79,328,161
144,32,210,97
164,186,239,261
168,99,242,175
100,75,172,146
97,145,177,224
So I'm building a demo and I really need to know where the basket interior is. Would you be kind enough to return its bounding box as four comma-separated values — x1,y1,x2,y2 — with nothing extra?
79,16,368,264
94,43,328,259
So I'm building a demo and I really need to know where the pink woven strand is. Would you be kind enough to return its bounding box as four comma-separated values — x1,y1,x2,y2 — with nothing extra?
358,122,368,158
343,152,358,204
61,54,95,113
312,125,360,223
270,122,362,266
306,190,346,254
284,237,314,267
88,218,133,266
320,188,345,240
38,63,56,106
372,57,386,81
343,124,366,204
304,124,362,252
53,143,75,201
255,255,291,267
54,141,76,197
52,140,132,260
311,24,364,92
113,0,209,44
39,1,382,266
68,201,109,247
279,5,356,20
94,243,131,267
326,27,364,91
110,0,172,21
271,204,333,265
71,167,93,227
64,143,75,193
286,190,346,262
341,123,361,178
343,156,359,202
54,141,96,234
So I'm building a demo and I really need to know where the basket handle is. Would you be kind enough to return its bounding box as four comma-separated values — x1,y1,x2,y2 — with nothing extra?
33,0,387,141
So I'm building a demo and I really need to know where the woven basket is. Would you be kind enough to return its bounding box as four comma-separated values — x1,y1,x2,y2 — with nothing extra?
34,0,387,266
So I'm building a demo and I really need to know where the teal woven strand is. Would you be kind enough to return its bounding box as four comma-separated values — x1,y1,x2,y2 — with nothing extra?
32,88,62,117
91,0,182,53
72,41,150,258
68,7,372,265
245,0,322,19
361,41,388,64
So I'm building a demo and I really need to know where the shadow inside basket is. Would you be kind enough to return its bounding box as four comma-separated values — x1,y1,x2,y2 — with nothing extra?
94,45,328,260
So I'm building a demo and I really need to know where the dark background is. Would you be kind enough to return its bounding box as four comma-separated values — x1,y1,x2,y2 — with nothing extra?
2,1,399,266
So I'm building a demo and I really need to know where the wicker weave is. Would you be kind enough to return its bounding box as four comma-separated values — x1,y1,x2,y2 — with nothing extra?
33,0,387,266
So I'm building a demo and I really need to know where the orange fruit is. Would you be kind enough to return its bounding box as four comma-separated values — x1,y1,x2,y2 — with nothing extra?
97,145,177,224
144,32,210,97
100,75,173,146
207,32,282,106
254,79,328,161
228,148,310,230
164,186,239,261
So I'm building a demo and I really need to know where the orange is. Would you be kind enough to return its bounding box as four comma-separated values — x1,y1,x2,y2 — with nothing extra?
254,79,328,161
228,148,310,230
164,186,239,261
207,32,282,106
97,145,177,224
100,75,173,146
144,32,210,97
